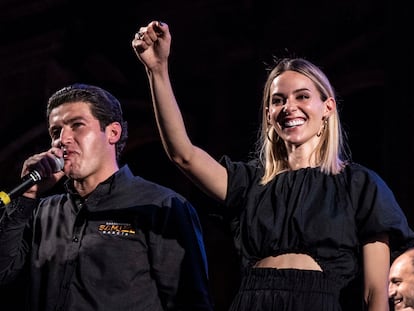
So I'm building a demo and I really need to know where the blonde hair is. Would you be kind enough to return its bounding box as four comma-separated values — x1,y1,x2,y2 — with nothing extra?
255,58,349,185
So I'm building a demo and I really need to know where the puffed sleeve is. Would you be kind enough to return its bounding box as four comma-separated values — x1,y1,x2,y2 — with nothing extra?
347,164,414,253
219,155,262,208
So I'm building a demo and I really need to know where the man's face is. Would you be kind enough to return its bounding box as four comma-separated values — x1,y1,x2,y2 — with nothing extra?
389,253,414,310
48,101,117,181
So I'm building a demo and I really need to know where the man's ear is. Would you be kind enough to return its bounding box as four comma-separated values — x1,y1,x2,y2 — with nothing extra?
107,122,122,144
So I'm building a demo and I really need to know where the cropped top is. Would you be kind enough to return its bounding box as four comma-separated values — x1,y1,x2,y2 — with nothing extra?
220,156,414,289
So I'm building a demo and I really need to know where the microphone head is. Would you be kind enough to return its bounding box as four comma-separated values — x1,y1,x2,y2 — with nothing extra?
53,156,64,172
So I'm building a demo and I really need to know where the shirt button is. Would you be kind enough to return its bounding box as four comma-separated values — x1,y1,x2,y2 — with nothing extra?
72,236,79,242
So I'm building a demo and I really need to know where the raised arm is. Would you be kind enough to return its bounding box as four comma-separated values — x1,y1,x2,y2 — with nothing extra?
132,21,227,203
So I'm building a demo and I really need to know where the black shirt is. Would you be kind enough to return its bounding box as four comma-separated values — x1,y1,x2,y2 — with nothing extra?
0,165,213,311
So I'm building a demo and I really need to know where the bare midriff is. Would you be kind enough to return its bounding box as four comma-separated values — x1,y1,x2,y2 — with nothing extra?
253,253,322,271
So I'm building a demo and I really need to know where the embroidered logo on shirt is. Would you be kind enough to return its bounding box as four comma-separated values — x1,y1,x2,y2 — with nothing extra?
98,222,136,236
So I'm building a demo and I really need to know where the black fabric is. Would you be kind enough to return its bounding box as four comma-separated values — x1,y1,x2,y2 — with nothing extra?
229,268,341,311
0,165,213,311
219,156,414,310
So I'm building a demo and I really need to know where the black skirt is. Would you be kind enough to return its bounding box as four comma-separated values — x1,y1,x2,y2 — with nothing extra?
228,268,342,311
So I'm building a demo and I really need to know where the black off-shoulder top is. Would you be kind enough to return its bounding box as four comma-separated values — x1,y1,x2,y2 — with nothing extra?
220,156,414,289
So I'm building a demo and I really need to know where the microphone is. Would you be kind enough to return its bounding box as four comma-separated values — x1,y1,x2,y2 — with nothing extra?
0,156,64,207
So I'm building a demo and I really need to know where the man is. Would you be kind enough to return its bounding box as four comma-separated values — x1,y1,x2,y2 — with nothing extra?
389,248,414,310
0,84,213,311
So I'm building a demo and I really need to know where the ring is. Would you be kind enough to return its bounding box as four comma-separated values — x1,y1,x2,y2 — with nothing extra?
137,31,144,40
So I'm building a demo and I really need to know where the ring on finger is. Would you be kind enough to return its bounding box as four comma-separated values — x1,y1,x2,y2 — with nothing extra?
137,31,145,40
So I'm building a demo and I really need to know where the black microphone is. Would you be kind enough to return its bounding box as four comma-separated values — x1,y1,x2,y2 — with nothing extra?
0,157,64,207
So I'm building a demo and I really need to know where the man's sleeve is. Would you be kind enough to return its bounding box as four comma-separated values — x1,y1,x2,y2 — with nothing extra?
0,196,36,284
149,197,214,311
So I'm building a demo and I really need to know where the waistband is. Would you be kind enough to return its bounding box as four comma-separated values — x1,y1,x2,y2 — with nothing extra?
240,267,341,295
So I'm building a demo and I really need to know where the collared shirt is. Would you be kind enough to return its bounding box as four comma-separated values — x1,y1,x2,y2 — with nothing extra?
0,165,213,311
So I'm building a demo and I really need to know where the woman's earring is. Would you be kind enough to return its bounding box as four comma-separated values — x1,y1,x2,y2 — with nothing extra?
317,118,328,137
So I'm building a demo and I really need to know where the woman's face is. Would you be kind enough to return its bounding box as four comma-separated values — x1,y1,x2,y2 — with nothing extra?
267,70,334,148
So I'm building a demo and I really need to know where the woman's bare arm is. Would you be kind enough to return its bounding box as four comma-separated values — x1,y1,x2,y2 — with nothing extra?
132,21,227,202
363,233,390,311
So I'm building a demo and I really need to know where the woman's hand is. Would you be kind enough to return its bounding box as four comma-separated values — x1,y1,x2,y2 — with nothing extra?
132,21,171,72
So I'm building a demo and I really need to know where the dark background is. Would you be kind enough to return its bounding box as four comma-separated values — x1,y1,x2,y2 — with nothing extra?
0,0,411,310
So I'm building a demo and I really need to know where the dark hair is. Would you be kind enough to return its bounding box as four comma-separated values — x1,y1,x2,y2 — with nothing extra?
47,83,128,160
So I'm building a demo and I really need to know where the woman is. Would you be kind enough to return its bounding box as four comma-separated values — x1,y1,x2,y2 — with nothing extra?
132,21,414,311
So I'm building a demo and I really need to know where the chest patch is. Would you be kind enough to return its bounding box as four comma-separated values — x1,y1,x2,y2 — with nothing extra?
98,222,136,236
